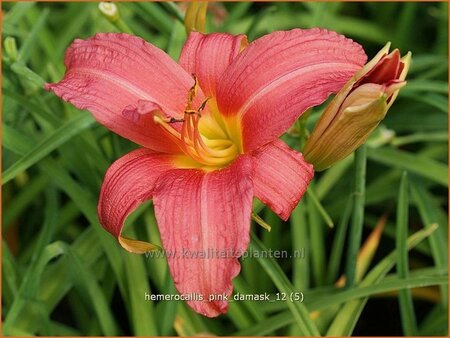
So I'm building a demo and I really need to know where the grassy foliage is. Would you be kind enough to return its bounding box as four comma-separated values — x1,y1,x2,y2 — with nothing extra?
2,2,448,336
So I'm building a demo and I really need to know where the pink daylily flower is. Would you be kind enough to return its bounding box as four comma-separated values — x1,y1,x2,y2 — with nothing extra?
46,29,366,317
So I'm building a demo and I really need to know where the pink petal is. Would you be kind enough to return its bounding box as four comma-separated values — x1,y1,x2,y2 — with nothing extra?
98,148,175,241
153,156,253,317
216,28,367,152
122,100,163,123
46,33,203,153
357,49,402,85
179,32,247,99
251,140,314,220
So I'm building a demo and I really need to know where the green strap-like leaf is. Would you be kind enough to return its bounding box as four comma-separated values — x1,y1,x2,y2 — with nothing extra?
2,113,94,185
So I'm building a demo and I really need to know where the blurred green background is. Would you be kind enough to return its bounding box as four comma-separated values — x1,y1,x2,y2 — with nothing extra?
2,1,448,336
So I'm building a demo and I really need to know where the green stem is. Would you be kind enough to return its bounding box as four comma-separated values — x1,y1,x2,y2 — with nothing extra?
252,211,271,232
306,188,334,228
345,145,367,288
114,19,134,35
160,2,185,23
326,196,353,284
250,233,320,336
396,172,418,335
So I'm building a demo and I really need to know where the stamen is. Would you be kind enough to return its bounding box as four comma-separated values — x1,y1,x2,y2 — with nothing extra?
198,97,210,113
204,139,233,148
186,75,199,109
191,114,236,158
153,115,182,139
185,112,195,141
153,76,238,168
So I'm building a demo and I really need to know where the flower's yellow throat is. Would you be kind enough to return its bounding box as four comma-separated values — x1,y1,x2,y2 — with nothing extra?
154,76,242,171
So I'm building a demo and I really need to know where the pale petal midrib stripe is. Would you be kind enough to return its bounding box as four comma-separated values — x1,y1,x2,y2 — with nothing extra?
70,67,160,105
238,62,355,116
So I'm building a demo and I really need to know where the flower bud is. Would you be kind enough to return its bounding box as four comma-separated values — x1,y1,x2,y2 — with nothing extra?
303,43,411,171
4,37,18,62
99,2,119,23
184,1,208,34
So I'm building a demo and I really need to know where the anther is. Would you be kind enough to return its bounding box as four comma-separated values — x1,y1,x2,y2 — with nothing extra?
187,75,199,106
198,97,210,113
154,115,184,124
169,117,184,123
